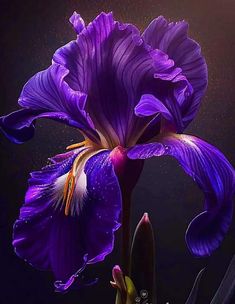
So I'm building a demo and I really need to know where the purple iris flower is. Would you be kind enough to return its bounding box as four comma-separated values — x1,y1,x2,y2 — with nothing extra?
0,11,234,290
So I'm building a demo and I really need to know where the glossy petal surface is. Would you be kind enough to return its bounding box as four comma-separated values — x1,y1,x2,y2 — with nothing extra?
143,16,208,126
54,12,190,145
13,149,122,281
0,64,98,143
69,11,85,35
128,134,235,256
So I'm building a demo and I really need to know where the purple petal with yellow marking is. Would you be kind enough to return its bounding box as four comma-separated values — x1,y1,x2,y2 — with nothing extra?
13,149,122,284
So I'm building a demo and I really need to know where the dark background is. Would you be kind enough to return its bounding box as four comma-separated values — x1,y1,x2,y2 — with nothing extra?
0,0,235,303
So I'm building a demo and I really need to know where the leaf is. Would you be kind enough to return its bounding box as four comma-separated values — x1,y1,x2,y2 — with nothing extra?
185,268,205,304
125,276,138,304
210,255,235,304
115,290,123,304
130,213,157,303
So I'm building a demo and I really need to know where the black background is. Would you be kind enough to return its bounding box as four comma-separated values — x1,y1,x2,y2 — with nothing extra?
0,0,235,303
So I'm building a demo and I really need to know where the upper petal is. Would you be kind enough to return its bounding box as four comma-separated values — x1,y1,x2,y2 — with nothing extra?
13,148,122,284
69,11,85,35
128,134,235,257
143,16,208,126
0,64,98,144
135,94,180,131
53,12,190,146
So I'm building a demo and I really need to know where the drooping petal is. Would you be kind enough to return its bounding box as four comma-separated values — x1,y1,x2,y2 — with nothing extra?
0,109,80,144
0,64,98,144
143,16,208,125
13,149,122,284
128,134,235,257
13,148,82,270
53,12,190,146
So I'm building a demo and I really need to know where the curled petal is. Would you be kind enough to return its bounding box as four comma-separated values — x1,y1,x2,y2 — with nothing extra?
143,16,208,125
0,64,98,143
135,94,180,131
54,12,190,146
135,94,173,120
128,134,235,257
69,11,85,35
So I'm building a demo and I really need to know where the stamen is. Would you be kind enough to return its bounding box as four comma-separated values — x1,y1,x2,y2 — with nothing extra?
66,140,88,150
62,148,108,216
63,171,75,216
63,149,88,216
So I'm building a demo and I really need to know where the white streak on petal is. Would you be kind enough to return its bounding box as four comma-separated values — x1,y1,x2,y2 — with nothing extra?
72,168,87,216
52,163,88,216
52,149,107,216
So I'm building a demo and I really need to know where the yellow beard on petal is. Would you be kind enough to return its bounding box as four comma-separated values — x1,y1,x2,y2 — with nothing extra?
63,148,90,216
60,144,107,216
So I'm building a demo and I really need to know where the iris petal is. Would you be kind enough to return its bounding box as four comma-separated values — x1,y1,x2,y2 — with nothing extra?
135,94,180,131
0,64,99,144
53,12,190,146
143,16,208,126
69,11,85,35
13,149,122,282
128,134,235,257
